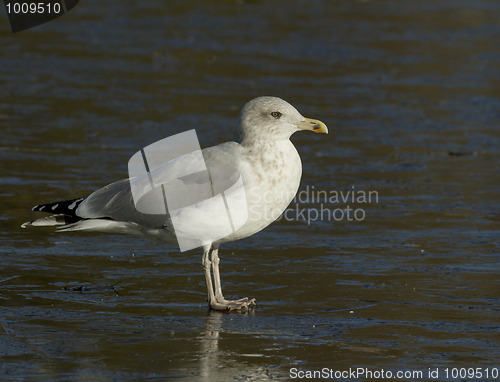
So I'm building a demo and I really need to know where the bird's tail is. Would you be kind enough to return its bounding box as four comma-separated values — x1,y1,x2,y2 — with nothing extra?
21,197,86,228
21,196,142,236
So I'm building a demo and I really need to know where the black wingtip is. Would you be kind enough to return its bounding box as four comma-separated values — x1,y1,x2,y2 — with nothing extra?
32,204,44,212
31,197,87,216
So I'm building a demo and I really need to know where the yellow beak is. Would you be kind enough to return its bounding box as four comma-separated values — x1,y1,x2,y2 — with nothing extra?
296,118,328,134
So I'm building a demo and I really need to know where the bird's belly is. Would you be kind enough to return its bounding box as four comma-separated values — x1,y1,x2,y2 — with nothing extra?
218,163,301,243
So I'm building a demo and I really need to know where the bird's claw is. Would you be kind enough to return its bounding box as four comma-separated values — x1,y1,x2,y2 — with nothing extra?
210,297,256,313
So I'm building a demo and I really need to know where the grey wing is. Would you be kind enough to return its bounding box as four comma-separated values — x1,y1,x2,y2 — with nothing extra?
202,141,243,168
76,178,170,229
76,141,244,229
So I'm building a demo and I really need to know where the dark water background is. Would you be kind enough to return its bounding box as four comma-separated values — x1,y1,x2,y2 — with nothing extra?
1,0,499,380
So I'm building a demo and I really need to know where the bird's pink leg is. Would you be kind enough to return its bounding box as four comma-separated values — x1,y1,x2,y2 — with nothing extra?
210,246,256,312
202,247,217,306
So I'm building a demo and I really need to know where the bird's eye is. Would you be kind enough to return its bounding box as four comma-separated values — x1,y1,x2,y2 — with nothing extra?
271,111,282,119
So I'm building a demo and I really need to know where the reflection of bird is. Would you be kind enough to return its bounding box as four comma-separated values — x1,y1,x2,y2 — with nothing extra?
22,96,328,311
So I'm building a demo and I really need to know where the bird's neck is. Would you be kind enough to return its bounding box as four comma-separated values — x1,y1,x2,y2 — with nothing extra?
239,138,292,158
240,139,301,172
237,126,295,147
238,136,291,149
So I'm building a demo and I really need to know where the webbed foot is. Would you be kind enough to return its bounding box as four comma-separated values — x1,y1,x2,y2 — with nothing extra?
209,297,256,312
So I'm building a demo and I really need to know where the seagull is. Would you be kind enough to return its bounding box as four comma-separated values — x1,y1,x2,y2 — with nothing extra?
22,96,328,312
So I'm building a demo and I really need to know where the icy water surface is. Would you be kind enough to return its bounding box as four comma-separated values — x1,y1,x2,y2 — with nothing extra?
1,0,499,380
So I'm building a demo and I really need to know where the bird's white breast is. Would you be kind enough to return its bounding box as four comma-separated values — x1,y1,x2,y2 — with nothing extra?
218,139,302,243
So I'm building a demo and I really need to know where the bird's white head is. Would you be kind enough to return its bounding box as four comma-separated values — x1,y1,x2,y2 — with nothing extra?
237,96,328,146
